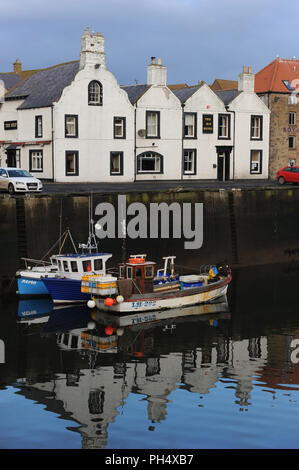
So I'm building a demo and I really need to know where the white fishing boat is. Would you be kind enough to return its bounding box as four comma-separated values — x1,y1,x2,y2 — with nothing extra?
83,254,232,314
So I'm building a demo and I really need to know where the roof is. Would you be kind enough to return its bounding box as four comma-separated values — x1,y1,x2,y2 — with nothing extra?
255,58,299,93
0,73,22,91
168,84,189,90
214,89,241,105
171,84,202,103
210,79,238,91
5,61,80,109
121,84,150,104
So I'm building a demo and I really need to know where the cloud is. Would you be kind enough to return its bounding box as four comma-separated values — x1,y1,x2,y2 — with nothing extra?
0,0,298,84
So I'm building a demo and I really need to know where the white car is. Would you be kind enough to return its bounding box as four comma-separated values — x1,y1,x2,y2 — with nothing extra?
0,167,43,194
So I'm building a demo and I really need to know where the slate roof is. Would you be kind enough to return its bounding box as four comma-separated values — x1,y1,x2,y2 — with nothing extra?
171,84,202,103
0,73,22,91
214,89,241,105
121,84,150,104
5,61,80,109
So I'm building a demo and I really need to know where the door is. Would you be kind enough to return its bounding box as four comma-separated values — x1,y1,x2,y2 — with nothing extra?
6,149,16,167
217,151,230,181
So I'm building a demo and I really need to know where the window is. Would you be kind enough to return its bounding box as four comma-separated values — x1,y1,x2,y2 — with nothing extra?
94,259,103,271
146,111,160,138
137,151,163,173
65,115,78,138
289,95,297,105
289,112,296,125
110,151,124,175
250,150,263,174
83,260,92,272
65,151,79,176
183,149,197,175
202,114,214,134
250,115,263,140
184,113,197,138
114,117,126,139
70,261,78,272
88,80,103,105
35,116,43,138
63,260,69,272
145,266,154,278
289,136,296,149
127,266,133,278
29,150,43,172
218,114,230,139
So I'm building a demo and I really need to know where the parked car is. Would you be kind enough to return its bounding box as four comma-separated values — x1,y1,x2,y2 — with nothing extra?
277,166,299,185
0,167,43,194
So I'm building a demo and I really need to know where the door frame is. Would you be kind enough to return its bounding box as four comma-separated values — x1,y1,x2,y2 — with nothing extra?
216,146,233,181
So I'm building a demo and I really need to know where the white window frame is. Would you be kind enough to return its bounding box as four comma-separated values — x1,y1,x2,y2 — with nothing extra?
250,150,262,174
183,149,196,175
289,112,296,125
184,113,196,138
289,136,296,149
29,150,43,172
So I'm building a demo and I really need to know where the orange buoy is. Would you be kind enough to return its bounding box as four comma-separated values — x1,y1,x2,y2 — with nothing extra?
104,297,114,306
105,326,114,335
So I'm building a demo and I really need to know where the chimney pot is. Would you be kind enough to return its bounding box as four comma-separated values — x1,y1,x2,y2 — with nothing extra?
243,65,246,73
84,27,89,35
248,66,252,74
151,56,156,64
157,58,162,65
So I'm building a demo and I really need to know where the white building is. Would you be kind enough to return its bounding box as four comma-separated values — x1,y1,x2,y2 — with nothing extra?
0,29,270,182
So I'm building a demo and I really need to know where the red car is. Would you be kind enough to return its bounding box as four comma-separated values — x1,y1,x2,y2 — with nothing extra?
277,166,299,184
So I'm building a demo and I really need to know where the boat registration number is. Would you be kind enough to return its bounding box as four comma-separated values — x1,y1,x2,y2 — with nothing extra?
131,300,157,309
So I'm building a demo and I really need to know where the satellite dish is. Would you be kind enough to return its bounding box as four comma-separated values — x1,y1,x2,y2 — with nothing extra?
138,129,146,137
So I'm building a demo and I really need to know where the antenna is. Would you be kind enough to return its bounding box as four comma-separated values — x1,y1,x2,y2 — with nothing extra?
79,193,98,253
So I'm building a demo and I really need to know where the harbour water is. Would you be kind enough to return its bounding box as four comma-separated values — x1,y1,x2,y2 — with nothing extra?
0,262,298,449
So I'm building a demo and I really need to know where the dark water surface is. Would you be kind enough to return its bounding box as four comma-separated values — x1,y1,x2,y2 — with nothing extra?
0,263,299,449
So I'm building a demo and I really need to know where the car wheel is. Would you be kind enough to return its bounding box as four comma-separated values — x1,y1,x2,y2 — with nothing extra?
8,183,15,195
278,176,285,185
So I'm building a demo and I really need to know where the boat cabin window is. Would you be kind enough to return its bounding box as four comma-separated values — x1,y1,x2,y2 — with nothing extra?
127,266,133,278
71,336,78,349
70,261,78,272
135,268,142,277
58,260,62,271
145,266,154,278
83,260,92,272
119,265,125,278
94,259,103,271
63,260,69,272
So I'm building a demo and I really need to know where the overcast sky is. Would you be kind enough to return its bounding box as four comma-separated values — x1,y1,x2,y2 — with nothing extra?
0,0,298,86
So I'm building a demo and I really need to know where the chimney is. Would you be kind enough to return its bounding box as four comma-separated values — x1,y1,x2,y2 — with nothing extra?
238,65,255,92
79,27,106,70
147,57,167,86
13,59,22,74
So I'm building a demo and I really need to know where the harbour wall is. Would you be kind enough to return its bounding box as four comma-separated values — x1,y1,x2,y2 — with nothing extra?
1,187,299,293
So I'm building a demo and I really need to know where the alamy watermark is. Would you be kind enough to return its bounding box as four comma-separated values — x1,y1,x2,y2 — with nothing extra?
291,339,299,364
94,195,203,249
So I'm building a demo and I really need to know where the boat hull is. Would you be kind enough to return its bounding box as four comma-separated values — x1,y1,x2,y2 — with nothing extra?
17,276,50,296
95,282,229,313
42,278,91,303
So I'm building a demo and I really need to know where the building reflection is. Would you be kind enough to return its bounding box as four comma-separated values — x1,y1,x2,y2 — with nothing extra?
0,287,297,449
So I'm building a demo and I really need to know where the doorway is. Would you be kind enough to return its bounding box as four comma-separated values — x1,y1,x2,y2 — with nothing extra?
216,147,232,181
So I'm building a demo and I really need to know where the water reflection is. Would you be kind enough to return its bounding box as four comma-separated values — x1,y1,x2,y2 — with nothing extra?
0,263,299,449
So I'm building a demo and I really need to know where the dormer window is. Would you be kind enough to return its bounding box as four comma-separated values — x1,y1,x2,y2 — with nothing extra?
88,80,103,106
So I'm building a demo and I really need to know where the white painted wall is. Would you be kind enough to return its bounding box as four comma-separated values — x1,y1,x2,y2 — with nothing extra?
229,92,270,179
135,85,182,180
53,64,135,182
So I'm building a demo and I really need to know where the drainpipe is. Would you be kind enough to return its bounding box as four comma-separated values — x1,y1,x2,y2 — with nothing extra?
226,105,235,180
134,103,137,182
51,105,55,181
181,103,185,180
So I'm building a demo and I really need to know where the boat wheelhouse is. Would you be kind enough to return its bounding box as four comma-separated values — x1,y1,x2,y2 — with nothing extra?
42,252,113,303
